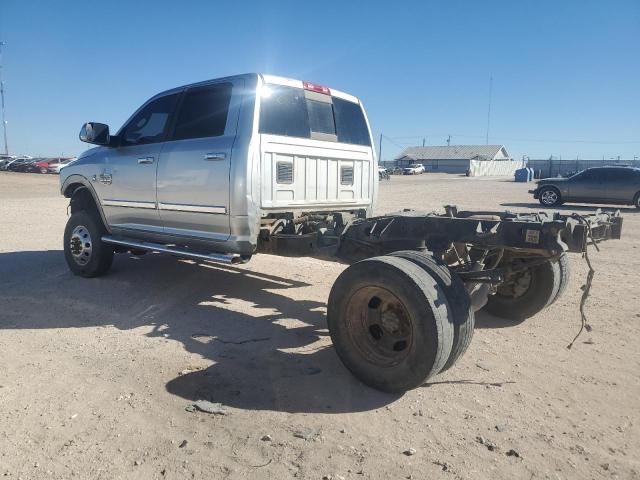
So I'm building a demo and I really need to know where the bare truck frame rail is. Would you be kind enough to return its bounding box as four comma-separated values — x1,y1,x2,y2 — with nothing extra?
259,207,622,262
256,207,622,392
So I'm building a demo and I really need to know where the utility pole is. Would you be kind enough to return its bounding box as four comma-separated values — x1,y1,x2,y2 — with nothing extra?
422,137,425,147
0,41,8,155
485,75,493,145
446,134,451,147
378,133,383,163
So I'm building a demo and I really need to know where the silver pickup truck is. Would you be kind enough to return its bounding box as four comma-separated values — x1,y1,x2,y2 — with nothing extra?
60,73,623,392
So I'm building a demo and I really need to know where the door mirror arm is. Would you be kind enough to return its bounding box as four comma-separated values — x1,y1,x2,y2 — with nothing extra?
108,135,121,148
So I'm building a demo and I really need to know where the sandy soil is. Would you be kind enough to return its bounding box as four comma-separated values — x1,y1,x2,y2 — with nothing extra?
0,171,638,480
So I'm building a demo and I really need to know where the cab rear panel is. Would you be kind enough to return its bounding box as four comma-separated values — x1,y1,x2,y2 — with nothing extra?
256,75,377,216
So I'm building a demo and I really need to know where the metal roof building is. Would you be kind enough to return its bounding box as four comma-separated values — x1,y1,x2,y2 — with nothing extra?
394,145,512,174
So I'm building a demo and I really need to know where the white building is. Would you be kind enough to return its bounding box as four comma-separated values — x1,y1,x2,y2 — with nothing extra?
394,145,522,176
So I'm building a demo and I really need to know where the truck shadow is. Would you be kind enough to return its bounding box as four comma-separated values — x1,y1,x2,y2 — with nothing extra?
0,250,399,413
501,202,637,213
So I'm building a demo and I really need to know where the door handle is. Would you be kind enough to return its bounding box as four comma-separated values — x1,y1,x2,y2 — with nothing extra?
204,153,226,161
137,157,155,164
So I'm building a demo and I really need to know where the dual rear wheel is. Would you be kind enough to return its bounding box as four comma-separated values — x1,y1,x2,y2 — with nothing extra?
328,252,568,392
327,253,474,392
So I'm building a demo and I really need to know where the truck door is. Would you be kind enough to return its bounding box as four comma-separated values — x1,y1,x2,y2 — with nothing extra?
100,93,180,233
156,80,241,241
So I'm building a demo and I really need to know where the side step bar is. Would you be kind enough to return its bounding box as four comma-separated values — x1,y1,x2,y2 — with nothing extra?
101,235,243,265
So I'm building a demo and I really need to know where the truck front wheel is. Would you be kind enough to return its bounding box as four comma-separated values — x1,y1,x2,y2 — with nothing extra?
483,256,562,323
328,256,454,392
64,211,114,278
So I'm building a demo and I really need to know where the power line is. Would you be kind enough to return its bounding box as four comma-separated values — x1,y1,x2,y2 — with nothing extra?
381,133,640,145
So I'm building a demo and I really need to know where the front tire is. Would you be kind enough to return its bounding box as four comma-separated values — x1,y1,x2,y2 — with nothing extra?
64,211,114,278
538,187,562,207
634,192,640,209
328,256,454,392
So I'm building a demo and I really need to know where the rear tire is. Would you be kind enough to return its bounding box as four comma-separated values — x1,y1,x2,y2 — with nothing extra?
483,257,562,323
389,250,474,372
328,256,454,392
64,211,114,278
634,192,640,209
538,187,562,207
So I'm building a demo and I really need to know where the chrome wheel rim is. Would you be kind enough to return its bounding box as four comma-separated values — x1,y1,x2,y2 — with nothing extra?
541,190,558,205
69,225,92,266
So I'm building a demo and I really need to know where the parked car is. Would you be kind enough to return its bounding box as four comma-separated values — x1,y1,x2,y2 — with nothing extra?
530,166,640,209
403,163,425,175
0,157,16,170
33,160,52,174
48,158,75,174
6,158,34,172
378,165,390,180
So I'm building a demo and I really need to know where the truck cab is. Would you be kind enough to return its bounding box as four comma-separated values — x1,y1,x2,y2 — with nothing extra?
61,73,377,273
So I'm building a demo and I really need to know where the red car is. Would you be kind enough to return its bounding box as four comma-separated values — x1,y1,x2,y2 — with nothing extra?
33,160,51,174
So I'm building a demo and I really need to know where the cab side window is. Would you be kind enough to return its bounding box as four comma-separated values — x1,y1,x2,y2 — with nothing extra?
120,93,179,147
577,169,599,181
171,83,232,141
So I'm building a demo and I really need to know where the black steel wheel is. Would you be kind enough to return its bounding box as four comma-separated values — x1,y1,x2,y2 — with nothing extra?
328,256,454,392
483,257,562,323
64,210,114,278
390,250,474,372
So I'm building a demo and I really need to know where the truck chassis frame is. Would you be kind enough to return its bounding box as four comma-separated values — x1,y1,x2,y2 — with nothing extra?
95,202,622,393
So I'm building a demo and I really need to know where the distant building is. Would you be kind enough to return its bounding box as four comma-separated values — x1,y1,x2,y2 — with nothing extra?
394,144,513,174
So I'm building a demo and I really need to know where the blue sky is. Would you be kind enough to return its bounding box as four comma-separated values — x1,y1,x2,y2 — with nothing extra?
1,0,638,160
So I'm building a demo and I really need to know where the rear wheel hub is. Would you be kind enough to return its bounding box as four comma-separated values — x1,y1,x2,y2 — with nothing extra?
345,286,414,367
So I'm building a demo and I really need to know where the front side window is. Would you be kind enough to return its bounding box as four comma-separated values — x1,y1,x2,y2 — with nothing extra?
576,169,599,181
171,83,232,141
120,93,179,146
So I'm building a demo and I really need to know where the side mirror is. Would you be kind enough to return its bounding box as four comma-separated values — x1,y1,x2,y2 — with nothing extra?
79,122,110,145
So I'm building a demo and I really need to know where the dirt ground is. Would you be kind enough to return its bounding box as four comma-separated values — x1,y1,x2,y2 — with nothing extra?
1,171,638,480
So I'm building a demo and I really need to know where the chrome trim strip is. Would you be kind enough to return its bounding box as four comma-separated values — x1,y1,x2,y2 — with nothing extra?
158,202,226,214
101,236,241,264
103,199,157,209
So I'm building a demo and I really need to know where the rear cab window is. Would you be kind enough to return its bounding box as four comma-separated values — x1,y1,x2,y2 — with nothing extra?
259,83,371,147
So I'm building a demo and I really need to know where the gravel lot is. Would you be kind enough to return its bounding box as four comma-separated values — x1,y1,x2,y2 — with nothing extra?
1,171,638,479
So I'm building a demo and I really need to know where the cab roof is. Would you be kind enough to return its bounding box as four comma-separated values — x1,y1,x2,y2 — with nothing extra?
154,73,360,104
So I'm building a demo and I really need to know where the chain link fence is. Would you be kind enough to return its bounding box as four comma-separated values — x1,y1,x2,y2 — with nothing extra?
527,159,640,179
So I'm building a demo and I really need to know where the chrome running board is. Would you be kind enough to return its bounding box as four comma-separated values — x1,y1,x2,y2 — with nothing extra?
101,235,243,264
